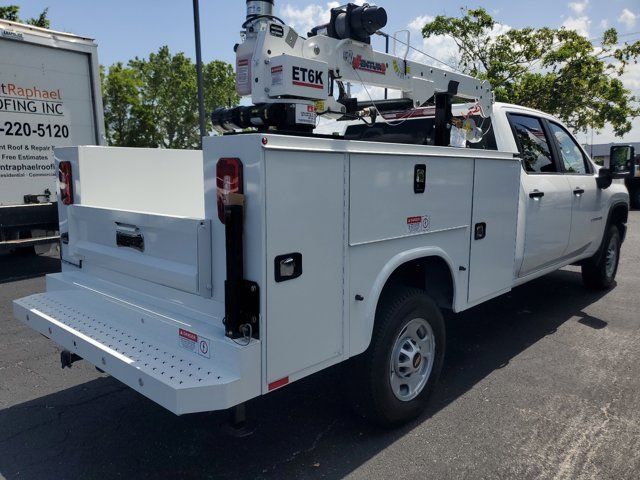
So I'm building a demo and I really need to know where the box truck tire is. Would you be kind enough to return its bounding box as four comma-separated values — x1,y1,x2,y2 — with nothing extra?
346,288,445,428
632,188,640,210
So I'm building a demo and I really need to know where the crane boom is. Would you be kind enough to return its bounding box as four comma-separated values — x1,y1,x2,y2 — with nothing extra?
212,1,493,136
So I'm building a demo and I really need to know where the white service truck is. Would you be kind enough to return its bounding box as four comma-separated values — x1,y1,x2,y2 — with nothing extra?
13,2,630,428
0,19,104,253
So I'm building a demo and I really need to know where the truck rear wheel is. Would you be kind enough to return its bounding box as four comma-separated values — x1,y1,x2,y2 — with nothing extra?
582,225,621,290
347,288,445,428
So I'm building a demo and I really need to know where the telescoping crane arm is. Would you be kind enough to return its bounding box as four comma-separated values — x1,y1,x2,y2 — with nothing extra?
212,1,493,137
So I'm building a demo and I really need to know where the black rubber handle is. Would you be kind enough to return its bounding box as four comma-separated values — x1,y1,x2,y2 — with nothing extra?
573,188,585,195
529,190,545,199
116,231,144,252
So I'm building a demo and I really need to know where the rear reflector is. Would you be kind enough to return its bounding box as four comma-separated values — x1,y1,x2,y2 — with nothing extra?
268,376,289,391
216,158,243,223
58,161,73,205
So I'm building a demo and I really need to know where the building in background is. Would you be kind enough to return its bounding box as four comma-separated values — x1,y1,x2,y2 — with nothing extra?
584,142,640,208
584,142,640,166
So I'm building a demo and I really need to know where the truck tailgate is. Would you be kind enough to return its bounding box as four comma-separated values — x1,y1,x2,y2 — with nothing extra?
13,275,261,414
67,205,212,297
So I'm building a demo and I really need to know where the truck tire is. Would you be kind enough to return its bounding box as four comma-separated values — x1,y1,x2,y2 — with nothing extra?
582,225,621,290
347,288,445,428
632,189,640,210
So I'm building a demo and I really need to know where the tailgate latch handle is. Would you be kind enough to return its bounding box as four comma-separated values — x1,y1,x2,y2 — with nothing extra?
115,223,145,252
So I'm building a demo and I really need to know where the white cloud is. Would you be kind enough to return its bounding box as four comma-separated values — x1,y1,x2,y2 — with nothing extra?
600,19,609,29
562,15,591,36
489,22,512,38
577,116,640,144
621,62,640,90
352,85,402,101
278,1,366,35
618,8,638,29
568,1,589,15
406,15,460,70
278,4,330,35
405,15,510,71
408,14,434,33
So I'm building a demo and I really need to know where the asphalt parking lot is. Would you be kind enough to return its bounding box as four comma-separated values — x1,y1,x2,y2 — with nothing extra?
1,212,639,480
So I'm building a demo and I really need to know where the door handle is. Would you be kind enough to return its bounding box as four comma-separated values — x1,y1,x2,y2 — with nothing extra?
573,188,585,195
529,190,545,199
115,223,144,252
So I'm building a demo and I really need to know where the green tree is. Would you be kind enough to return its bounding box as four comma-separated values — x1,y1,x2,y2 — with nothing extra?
102,46,239,148
0,5,50,28
101,63,147,147
421,8,640,136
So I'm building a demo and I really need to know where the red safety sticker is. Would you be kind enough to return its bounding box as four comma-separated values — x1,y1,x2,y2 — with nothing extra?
178,328,211,358
407,215,431,234
179,328,197,342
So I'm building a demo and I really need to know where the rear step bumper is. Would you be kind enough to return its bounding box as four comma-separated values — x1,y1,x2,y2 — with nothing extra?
13,280,261,415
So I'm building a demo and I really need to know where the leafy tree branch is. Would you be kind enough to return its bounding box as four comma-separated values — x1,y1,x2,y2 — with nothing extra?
102,46,239,149
421,8,640,136
0,5,50,28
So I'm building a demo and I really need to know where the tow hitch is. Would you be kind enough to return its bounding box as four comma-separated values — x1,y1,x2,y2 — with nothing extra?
60,349,82,369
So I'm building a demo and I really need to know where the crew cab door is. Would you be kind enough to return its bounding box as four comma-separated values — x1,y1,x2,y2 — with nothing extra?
508,113,572,276
546,121,602,256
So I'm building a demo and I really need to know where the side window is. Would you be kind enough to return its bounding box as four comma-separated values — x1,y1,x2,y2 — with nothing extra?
508,114,556,173
548,122,589,174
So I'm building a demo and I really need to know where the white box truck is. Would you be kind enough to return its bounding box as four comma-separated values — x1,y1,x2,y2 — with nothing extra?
0,19,105,253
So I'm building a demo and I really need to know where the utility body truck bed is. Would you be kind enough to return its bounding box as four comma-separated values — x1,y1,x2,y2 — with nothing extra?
15,134,520,413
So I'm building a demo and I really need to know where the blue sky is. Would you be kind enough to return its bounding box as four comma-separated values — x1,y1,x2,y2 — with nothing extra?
13,0,640,142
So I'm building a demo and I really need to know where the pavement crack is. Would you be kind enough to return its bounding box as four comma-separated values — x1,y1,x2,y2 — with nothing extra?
0,415,59,445
52,385,128,412
0,386,127,445
264,419,337,473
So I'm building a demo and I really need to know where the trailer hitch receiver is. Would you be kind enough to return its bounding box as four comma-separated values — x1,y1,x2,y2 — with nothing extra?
60,350,82,369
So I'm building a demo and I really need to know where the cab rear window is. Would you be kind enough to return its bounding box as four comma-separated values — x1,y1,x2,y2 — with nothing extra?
344,116,497,150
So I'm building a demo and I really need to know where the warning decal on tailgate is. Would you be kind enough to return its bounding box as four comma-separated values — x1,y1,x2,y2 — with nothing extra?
178,328,211,359
407,215,431,234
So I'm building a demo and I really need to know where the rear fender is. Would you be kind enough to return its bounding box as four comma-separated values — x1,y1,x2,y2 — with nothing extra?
353,247,458,357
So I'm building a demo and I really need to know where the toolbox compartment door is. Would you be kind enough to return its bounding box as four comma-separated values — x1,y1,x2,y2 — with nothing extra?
67,205,212,297
467,158,520,304
264,150,345,384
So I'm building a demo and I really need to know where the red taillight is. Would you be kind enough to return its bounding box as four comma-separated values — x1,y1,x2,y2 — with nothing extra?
58,161,73,205
216,158,243,223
